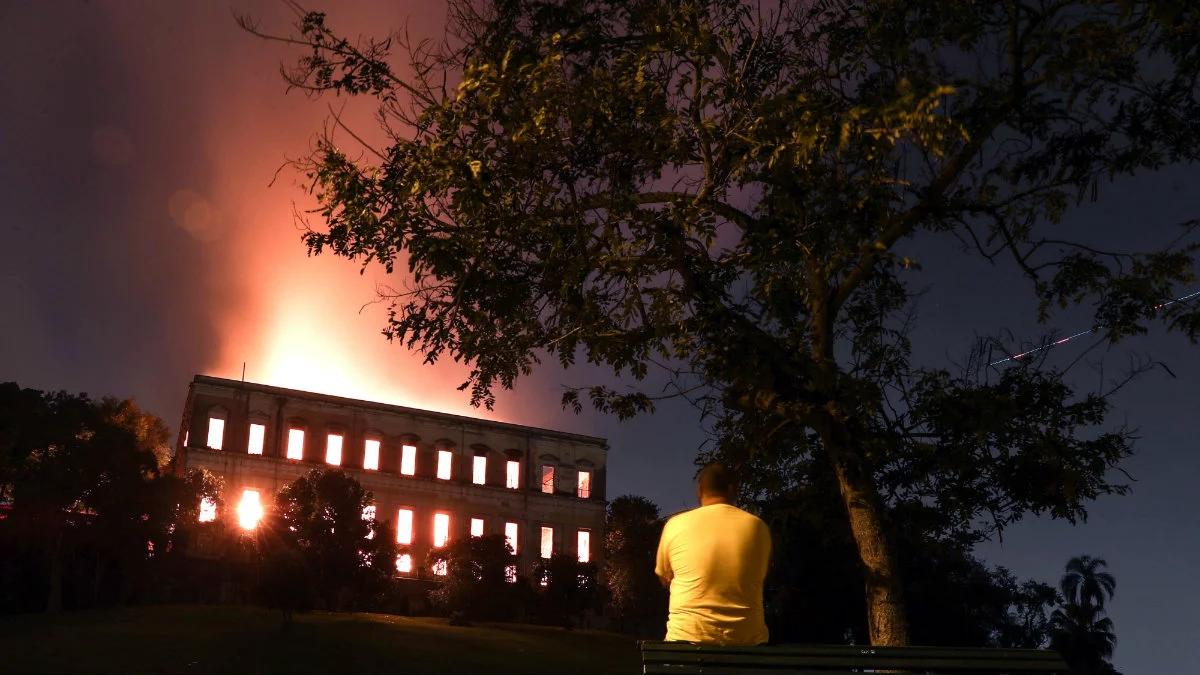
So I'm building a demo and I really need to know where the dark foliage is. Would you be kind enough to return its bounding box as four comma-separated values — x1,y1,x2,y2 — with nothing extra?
266,468,398,612
0,382,219,614
244,0,1200,643
534,553,601,629
426,533,521,622
1050,556,1122,675
602,495,667,636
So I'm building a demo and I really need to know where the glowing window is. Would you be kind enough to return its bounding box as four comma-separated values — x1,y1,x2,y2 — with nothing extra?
505,564,517,583
433,512,450,548
432,559,447,576
247,423,265,455
541,465,555,494
400,444,416,475
396,553,413,574
363,505,376,539
506,460,520,489
325,433,343,466
237,489,263,530
198,497,217,523
396,508,413,545
363,439,380,471
472,455,487,485
286,428,305,460
505,522,519,554
540,526,553,559
577,530,590,563
437,450,452,480
206,417,225,450
470,517,484,537
577,470,591,499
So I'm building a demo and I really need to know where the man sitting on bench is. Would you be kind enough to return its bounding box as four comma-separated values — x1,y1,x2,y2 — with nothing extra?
654,462,771,645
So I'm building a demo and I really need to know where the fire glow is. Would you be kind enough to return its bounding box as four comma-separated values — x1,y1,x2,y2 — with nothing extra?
236,489,263,530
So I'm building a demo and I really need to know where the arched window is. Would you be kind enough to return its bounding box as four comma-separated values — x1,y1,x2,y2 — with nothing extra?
325,428,345,466
247,412,269,455
504,449,522,489
362,434,382,471
471,444,491,485
205,406,229,450
576,459,595,499
285,420,306,461
434,439,457,480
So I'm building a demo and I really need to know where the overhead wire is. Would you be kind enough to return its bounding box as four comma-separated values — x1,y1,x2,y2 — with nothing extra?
987,289,1200,366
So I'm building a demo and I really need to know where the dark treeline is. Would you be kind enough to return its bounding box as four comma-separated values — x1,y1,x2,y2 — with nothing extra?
0,382,219,613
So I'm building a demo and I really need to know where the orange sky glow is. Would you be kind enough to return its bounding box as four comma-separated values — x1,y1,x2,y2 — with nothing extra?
154,2,519,422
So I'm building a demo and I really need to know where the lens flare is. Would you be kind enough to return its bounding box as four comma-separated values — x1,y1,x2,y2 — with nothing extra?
236,489,263,530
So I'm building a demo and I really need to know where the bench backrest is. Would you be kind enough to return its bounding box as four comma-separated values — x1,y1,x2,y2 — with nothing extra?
640,641,1070,674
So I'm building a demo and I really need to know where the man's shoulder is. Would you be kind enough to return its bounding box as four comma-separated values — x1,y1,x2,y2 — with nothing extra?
662,507,698,531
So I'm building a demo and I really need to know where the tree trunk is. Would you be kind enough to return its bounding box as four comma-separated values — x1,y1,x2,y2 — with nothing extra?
825,432,910,646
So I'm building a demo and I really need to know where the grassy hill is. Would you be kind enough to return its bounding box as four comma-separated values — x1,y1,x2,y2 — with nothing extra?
0,605,641,674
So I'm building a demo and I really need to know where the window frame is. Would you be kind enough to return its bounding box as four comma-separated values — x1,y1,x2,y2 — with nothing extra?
400,444,417,475
324,432,344,466
363,438,381,471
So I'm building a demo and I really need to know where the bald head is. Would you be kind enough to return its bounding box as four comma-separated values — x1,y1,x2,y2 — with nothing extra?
697,462,737,504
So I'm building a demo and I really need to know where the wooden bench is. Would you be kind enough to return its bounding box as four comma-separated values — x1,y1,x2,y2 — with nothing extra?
640,641,1070,674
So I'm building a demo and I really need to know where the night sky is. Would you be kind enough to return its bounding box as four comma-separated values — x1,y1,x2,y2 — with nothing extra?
2,3,1197,672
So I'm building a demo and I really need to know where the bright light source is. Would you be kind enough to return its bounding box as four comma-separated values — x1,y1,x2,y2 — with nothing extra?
505,522,519,554
506,460,520,489
237,489,263,530
436,450,452,480
472,455,487,485
396,553,413,574
470,518,484,537
396,508,413,545
286,428,305,460
363,505,376,539
433,512,450,547
577,530,590,563
363,439,380,470
400,444,416,475
198,497,217,523
577,470,591,498
540,526,553,559
541,465,555,494
432,559,447,576
207,417,225,450
248,423,265,455
325,433,343,465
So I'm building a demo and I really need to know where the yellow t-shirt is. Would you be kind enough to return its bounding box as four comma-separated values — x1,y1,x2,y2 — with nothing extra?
654,503,771,645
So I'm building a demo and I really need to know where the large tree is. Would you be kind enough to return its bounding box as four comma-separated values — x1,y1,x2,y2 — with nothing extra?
1050,556,1121,674
602,495,667,635
247,0,1200,643
0,383,203,612
268,468,397,610
427,533,517,621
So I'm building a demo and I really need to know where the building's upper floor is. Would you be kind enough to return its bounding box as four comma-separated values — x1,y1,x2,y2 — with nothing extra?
178,375,608,502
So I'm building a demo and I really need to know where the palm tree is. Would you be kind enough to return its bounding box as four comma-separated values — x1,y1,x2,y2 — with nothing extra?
1060,556,1116,611
1050,556,1121,675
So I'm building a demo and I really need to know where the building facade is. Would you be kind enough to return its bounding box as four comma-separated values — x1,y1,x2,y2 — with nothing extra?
176,375,607,578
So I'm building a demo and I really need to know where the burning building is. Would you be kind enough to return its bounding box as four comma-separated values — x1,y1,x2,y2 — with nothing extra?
175,375,606,577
